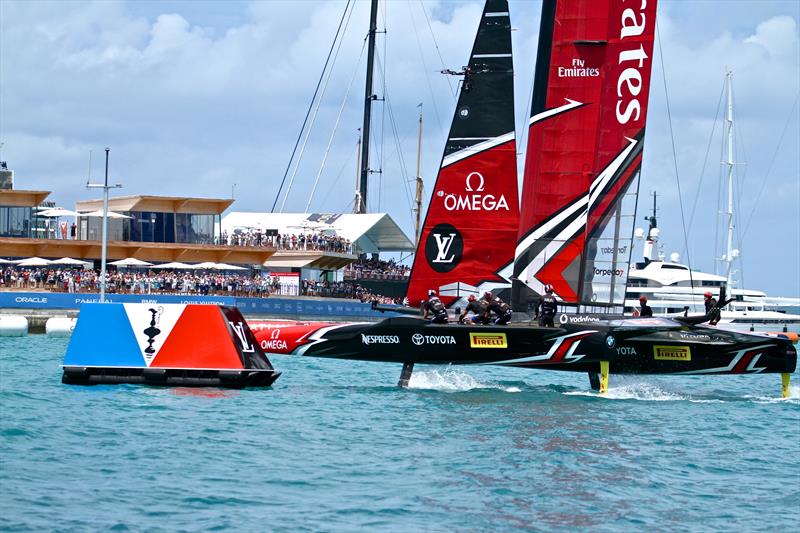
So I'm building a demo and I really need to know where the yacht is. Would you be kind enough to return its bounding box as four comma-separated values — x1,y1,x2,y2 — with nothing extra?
625,72,799,334
626,256,800,334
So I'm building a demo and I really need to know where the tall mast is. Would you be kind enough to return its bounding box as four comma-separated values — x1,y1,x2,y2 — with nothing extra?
353,130,362,213
643,191,658,262
357,0,379,214
413,106,423,247
722,70,737,287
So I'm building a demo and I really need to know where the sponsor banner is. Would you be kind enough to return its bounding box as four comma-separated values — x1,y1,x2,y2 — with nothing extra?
653,345,691,361
235,297,393,318
0,292,235,309
0,292,398,318
469,332,508,349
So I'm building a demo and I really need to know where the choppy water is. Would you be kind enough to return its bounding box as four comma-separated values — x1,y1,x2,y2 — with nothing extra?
1,335,798,531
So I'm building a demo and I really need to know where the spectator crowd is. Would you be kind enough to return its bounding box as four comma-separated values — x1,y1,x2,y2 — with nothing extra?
344,257,411,280
1,265,399,304
220,229,353,254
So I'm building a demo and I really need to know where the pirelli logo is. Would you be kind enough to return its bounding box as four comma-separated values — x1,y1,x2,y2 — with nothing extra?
653,345,691,361
470,333,508,349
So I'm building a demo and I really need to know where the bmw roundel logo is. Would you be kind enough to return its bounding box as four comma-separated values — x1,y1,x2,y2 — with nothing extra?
605,335,615,348
412,334,424,346
458,106,470,119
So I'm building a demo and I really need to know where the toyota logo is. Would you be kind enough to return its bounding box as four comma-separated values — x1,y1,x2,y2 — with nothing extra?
412,334,424,346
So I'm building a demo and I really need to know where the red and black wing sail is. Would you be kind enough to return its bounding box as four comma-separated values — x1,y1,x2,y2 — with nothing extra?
406,0,519,308
512,0,657,310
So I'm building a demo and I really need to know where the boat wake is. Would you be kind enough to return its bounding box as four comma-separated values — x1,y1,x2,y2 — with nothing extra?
565,376,800,403
565,377,723,403
746,383,800,404
408,367,521,393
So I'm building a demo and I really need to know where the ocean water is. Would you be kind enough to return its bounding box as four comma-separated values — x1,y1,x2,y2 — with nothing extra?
1,335,798,532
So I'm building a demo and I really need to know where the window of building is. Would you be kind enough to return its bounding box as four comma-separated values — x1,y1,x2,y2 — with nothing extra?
0,206,32,237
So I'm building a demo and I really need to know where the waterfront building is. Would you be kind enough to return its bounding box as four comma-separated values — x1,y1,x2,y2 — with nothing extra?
75,195,232,244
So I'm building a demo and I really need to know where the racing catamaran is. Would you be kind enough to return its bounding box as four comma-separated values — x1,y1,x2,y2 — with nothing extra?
253,0,796,396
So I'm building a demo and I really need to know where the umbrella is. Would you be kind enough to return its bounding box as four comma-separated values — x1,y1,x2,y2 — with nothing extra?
80,210,132,219
15,257,52,267
109,257,154,267
153,262,196,269
50,257,90,266
192,261,219,269
38,207,81,217
211,263,247,270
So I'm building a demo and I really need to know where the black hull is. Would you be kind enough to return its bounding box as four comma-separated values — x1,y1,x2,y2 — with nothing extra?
62,366,281,388
294,317,797,376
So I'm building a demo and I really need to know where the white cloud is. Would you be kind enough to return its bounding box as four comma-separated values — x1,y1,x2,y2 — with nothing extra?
744,15,798,57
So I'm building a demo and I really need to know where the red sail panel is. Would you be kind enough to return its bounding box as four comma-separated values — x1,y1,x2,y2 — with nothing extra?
513,0,657,308
406,0,519,308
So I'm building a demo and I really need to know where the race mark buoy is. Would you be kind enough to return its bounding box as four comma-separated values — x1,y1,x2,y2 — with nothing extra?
62,303,280,388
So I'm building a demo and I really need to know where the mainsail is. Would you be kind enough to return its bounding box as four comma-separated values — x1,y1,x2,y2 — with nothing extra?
512,0,658,312
405,0,519,307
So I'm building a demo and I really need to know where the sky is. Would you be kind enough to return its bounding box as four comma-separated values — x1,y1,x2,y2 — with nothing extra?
1,0,798,296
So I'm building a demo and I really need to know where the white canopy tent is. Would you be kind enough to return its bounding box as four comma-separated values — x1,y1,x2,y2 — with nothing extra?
109,258,154,267
152,262,195,269
210,263,246,271
38,208,81,217
15,257,52,267
220,212,414,254
189,261,246,270
50,257,91,266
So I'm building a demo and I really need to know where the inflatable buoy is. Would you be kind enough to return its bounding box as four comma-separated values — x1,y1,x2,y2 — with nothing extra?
62,303,281,388
0,315,28,337
46,317,77,337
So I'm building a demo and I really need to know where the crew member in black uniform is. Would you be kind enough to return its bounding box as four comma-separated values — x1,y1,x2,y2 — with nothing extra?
534,284,558,327
423,289,448,324
482,291,512,325
704,291,720,325
639,295,653,317
459,295,488,325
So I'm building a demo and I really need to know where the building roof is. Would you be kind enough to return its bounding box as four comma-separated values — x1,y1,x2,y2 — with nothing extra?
76,195,234,215
0,238,273,265
221,212,415,253
0,190,51,207
264,251,355,271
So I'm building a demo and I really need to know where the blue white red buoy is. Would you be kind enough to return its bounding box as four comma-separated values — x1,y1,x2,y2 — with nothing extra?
62,303,280,388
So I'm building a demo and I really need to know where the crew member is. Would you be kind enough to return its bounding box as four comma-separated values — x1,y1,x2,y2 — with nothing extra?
423,289,448,324
482,291,512,325
459,295,488,325
639,295,653,317
534,284,558,327
704,291,720,325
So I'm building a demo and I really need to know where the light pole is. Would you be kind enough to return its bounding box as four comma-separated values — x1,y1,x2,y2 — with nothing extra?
86,148,122,302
